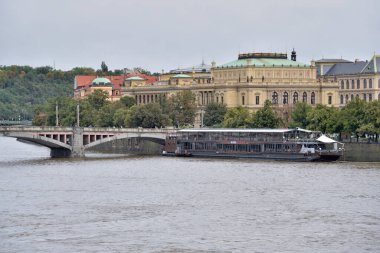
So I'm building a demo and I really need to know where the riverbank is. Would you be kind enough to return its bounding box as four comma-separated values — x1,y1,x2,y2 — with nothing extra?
342,142,380,162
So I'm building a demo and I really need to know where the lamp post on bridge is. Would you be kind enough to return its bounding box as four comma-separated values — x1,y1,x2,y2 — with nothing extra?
76,102,80,127
55,101,59,127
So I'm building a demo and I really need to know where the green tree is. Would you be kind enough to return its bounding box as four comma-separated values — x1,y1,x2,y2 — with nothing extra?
339,97,367,138
113,108,129,127
357,100,380,141
87,90,109,110
203,102,227,127
223,106,252,128
252,100,281,128
168,91,196,127
101,61,108,73
119,95,136,108
290,102,312,128
95,103,117,127
306,105,340,133
125,103,170,128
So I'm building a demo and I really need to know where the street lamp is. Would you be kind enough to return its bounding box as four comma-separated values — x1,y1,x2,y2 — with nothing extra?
200,108,204,128
76,102,80,127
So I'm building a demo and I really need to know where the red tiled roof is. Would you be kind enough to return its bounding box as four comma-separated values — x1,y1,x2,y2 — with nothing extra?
75,76,96,88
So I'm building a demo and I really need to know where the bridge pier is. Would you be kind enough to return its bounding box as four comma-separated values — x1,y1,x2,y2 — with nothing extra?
50,148,72,158
71,127,85,157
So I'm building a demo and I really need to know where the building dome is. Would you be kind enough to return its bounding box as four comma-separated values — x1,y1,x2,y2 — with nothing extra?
125,76,145,81
92,77,111,86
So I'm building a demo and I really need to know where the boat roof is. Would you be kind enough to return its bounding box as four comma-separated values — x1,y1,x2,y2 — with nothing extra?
178,128,311,133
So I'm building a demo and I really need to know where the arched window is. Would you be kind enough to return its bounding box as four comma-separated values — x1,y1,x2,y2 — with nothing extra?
351,80,355,89
272,92,278,104
283,92,288,104
378,79,380,88
221,96,224,104
302,92,307,103
378,93,380,100
364,79,367,88
351,94,354,100
311,92,315,105
340,95,344,104
242,95,245,105
356,94,359,98
357,79,360,89
346,80,349,89
345,94,349,104
341,80,344,89
216,96,219,104
369,79,372,88
369,93,373,101
293,92,298,104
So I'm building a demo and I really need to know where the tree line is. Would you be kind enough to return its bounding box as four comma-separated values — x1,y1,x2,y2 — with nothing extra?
0,64,158,121
34,91,380,141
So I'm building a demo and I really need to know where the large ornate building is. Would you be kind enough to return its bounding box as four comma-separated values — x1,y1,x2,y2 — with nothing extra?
122,51,340,126
315,54,380,106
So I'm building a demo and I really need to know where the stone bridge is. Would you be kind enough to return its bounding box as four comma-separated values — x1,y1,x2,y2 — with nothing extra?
0,126,177,157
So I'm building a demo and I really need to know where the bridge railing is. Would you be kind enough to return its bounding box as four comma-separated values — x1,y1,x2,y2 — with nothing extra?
0,126,73,132
0,126,178,134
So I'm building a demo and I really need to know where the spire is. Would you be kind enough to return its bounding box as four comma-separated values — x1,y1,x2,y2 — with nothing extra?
291,48,296,61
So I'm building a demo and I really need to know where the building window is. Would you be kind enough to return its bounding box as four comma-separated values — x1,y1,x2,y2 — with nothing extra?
378,79,380,88
363,93,367,101
345,94,349,104
351,80,355,89
328,95,332,105
369,93,373,101
293,92,298,104
256,95,260,105
341,80,344,89
302,92,307,103
378,93,380,100
364,79,367,88
242,95,245,105
369,79,372,88
221,96,224,104
216,96,219,104
311,92,315,105
357,79,361,89
283,92,288,104
351,94,354,101
340,95,344,104
272,92,278,104
346,80,349,89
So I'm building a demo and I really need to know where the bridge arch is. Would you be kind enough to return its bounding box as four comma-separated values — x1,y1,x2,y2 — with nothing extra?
4,133,72,150
84,132,166,149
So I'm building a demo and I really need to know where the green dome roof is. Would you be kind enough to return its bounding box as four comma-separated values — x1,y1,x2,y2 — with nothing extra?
172,74,192,78
92,77,111,85
126,76,145,81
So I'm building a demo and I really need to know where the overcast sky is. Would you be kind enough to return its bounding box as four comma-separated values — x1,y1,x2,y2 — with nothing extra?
0,0,379,72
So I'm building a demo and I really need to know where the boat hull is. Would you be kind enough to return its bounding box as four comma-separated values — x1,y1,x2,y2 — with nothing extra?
170,150,332,162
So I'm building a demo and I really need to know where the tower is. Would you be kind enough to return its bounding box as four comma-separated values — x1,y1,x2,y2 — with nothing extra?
291,48,297,61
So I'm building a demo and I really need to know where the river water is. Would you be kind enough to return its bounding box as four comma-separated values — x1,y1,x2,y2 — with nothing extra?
0,136,379,253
